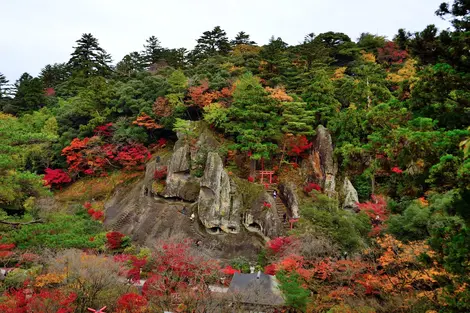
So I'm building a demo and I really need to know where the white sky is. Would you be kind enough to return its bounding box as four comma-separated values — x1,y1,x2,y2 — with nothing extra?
1,0,451,82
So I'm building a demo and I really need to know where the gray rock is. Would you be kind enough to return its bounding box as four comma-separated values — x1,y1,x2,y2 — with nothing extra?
342,178,359,210
198,152,241,234
162,137,200,201
243,193,280,240
309,125,338,197
278,182,300,218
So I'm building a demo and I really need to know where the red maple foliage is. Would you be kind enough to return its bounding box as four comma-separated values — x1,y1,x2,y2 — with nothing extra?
286,135,312,157
221,265,240,275
357,195,389,236
116,293,147,313
304,182,322,194
391,166,403,174
378,42,408,65
93,123,114,137
142,240,220,305
43,168,72,188
267,236,295,255
263,201,272,209
106,232,125,250
153,166,168,181
247,176,254,183
0,288,77,313
116,144,151,171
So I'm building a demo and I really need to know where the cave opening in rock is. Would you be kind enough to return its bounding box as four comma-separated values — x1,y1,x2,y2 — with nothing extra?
227,226,237,232
207,227,223,234
248,222,261,231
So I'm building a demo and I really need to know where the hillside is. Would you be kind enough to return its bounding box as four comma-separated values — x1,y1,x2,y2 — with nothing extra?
0,1,470,312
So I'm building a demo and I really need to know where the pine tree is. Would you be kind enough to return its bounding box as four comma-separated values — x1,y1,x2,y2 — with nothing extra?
142,36,164,67
225,73,280,160
40,63,69,88
116,52,146,77
231,31,256,46
0,73,8,98
67,33,112,78
194,26,231,56
281,102,316,136
302,70,341,126
12,73,46,113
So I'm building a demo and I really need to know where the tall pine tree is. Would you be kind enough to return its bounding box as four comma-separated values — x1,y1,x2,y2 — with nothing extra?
225,73,280,160
67,33,112,78
231,31,256,46
142,36,164,67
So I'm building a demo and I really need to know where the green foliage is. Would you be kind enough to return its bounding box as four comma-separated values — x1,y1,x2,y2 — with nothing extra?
276,270,310,312
224,73,280,159
1,213,105,250
297,195,371,252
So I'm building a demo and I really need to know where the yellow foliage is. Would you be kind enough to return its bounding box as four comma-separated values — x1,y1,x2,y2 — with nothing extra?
34,273,66,287
231,44,261,57
361,51,376,63
387,59,417,84
332,67,347,80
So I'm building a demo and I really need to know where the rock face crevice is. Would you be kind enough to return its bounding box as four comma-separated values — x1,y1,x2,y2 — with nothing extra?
342,177,359,211
279,182,300,218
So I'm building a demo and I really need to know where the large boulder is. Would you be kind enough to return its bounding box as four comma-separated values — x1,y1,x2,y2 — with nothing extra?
278,182,300,218
342,178,359,210
243,193,281,240
162,135,200,201
198,152,242,234
309,125,338,197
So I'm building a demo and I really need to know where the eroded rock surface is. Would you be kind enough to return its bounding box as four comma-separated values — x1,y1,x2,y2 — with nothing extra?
278,182,300,218
198,152,242,234
309,125,338,197
342,177,359,210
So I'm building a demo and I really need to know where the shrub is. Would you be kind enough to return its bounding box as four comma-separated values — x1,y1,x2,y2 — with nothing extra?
43,168,72,189
304,182,321,194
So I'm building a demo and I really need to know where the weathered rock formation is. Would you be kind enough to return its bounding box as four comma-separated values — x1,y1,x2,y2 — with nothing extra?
278,182,300,218
342,177,359,210
198,152,242,234
104,122,283,258
309,125,338,197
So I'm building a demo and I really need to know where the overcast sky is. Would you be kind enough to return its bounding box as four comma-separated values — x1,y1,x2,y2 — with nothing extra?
1,0,451,82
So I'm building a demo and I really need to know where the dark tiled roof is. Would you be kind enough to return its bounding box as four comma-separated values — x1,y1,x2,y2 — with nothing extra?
227,272,284,306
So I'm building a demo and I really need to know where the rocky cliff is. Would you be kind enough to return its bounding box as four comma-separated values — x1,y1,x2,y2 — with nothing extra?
104,122,282,258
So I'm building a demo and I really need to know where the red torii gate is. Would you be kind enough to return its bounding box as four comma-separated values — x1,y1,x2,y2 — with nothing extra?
257,170,275,184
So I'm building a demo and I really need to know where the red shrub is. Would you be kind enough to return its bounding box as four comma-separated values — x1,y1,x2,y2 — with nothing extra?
286,135,313,157
106,232,125,250
263,201,272,209
357,195,389,237
378,41,408,65
93,123,114,137
43,168,71,188
264,264,277,275
116,144,151,171
221,265,240,275
247,176,254,183
116,293,147,313
304,182,321,194
153,166,168,180
156,138,167,148
0,251,14,259
391,167,403,174
0,243,16,251
267,236,294,255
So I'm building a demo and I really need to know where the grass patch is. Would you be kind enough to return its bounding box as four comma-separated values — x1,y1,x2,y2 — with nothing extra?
0,213,106,250
55,171,143,203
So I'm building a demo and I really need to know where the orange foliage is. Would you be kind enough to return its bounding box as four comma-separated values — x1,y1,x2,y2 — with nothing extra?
133,113,163,130
265,86,293,102
153,97,173,117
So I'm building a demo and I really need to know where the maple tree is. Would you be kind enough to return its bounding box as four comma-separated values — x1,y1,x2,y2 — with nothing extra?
132,113,163,130
377,41,408,65
43,168,71,189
